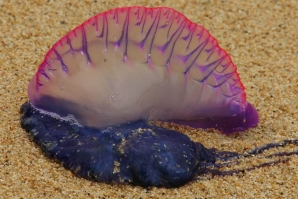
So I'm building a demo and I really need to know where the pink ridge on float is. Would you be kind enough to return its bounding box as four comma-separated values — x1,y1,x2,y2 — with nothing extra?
27,6,258,133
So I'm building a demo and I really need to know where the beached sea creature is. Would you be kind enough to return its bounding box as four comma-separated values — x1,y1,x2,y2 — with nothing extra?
20,6,297,187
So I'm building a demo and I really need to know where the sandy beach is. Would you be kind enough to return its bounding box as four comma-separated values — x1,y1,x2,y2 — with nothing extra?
0,0,297,198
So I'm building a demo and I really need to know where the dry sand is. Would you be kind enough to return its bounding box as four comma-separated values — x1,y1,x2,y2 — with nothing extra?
0,0,297,198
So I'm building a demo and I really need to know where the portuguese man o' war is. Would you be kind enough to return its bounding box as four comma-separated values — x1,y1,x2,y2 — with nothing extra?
20,6,298,187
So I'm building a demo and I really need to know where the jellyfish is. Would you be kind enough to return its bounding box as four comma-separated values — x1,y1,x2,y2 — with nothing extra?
20,6,297,187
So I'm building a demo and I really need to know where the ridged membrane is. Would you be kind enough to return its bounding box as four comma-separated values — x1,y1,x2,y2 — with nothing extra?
27,6,256,130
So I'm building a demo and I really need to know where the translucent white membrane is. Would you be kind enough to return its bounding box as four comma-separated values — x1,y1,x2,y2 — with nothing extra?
28,7,247,128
